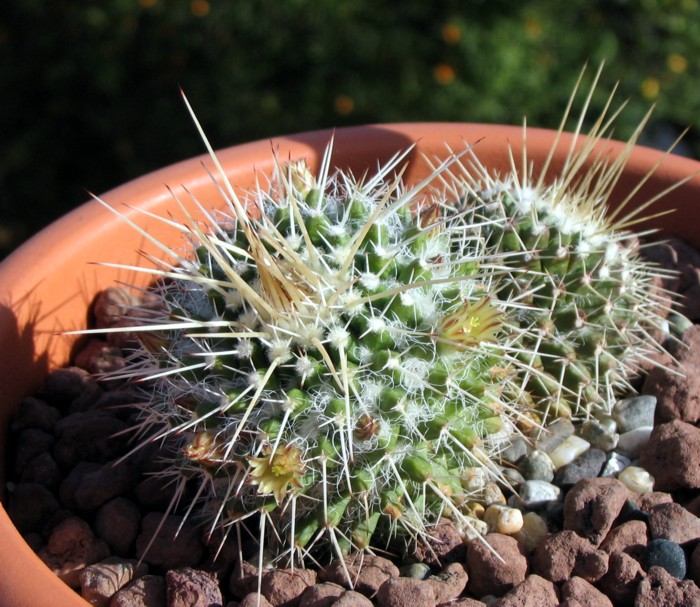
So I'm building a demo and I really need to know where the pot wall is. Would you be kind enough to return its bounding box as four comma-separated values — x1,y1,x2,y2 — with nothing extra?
0,123,698,606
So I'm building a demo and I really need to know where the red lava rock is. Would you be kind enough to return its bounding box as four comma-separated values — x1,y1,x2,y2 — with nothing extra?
332,590,374,606
635,491,674,511
376,577,437,607
11,396,61,433
110,574,167,607
73,458,139,512
563,478,631,546
531,530,608,584
643,366,700,425
74,339,127,376
320,553,399,597
560,575,613,607
639,420,700,491
53,410,129,468
230,560,260,599
599,520,648,561
635,565,700,607
465,533,528,597
38,516,110,588
165,567,222,607
41,366,102,410
79,557,148,607
94,497,141,556
647,502,700,546
6,482,61,534
239,593,273,607
299,582,345,607
438,599,486,607
412,518,466,567
135,513,204,570
426,562,468,604
492,574,559,607
596,550,646,607
261,568,317,607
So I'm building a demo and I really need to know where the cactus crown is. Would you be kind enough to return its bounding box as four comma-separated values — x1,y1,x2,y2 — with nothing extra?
88,67,674,569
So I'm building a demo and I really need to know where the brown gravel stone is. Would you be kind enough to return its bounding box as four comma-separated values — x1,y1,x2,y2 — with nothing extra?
135,513,204,570
376,577,436,607
94,497,141,556
332,591,374,607
320,553,399,597
411,519,466,568
238,593,273,607
6,481,61,534
531,530,608,584
599,520,648,561
635,565,700,607
563,478,631,546
38,516,110,588
41,366,102,411
492,574,559,607
691,543,700,587
260,568,317,607
298,582,345,607
596,551,646,607
639,420,700,491
79,557,148,607
647,502,700,546
560,575,613,607
53,410,129,468
110,575,167,607
74,339,127,376
229,561,260,599
165,567,222,607
465,533,528,597
635,491,674,511
11,396,61,433
438,599,486,607
426,562,468,604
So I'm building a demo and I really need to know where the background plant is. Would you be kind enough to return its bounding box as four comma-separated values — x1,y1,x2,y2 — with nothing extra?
2,0,700,258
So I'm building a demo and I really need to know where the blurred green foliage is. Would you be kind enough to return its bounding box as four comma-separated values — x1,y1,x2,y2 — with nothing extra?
1,0,699,258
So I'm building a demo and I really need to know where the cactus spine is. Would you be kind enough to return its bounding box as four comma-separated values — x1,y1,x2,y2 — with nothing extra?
92,73,673,566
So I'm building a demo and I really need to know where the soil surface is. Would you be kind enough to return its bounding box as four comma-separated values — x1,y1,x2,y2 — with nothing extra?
6,237,700,607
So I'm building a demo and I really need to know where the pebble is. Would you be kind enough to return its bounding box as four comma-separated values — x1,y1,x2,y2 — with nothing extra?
535,417,575,452
517,480,562,507
500,436,530,463
553,447,606,487
618,465,655,494
483,504,524,535
600,452,632,478
519,450,555,482
616,426,653,459
548,435,590,469
482,482,507,505
613,395,657,432
578,418,619,451
513,512,549,554
400,562,431,580
639,419,700,491
465,533,528,597
644,539,687,579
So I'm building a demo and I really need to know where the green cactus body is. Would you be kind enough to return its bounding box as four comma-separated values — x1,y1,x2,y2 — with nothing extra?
119,151,533,561
93,75,674,566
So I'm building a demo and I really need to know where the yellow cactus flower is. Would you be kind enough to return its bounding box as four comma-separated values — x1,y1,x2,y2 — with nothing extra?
438,297,503,350
248,443,305,504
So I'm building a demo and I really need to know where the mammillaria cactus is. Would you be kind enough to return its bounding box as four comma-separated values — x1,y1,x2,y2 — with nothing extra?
90,72,674,570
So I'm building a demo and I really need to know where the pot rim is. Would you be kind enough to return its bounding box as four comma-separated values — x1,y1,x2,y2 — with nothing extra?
0,121,699,607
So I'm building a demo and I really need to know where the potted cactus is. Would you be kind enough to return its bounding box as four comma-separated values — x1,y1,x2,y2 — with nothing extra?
1,74,699,606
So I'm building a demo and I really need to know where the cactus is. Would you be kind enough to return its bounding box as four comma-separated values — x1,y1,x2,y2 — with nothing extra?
90,70,674,568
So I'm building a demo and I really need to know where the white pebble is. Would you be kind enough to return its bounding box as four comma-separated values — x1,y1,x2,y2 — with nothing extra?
483,504,524,535
601,452,632,477
616,426,653,459
513,512,549,553
461,516,489,541
518,480,562,507
618,466,655,494
548,435,590,469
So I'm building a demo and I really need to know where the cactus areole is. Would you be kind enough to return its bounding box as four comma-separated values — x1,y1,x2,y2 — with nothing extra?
87,72,675,568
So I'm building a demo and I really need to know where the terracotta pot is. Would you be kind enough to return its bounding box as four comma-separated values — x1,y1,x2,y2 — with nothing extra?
0,123,699,606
